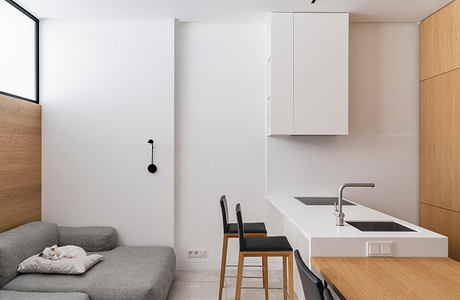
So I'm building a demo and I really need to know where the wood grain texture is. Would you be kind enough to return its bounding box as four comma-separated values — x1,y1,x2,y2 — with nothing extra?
420,203,460,261
420,68,460,213
420,1,460,81
420,203,451,237
451,211,460,260
0,94,41,232
311,257,460,300
420,1,460,263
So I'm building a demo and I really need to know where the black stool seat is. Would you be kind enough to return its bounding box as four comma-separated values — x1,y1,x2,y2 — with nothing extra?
243,236,293,252
228,222,267,234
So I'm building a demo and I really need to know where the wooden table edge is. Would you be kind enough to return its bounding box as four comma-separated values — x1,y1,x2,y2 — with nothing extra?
310,257,460,300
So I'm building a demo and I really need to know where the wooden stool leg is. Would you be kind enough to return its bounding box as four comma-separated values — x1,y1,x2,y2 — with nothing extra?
262,256,269,300
282,256,288,300
235,253,245,300
218,234,229,300
288,252,294,300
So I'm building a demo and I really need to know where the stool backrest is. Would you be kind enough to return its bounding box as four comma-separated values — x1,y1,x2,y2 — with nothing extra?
220,195,230,233
235,203,245,251
294,250,324,300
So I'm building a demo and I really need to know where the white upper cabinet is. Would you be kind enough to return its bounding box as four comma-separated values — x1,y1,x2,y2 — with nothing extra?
267,13,349,135
268,13,294,135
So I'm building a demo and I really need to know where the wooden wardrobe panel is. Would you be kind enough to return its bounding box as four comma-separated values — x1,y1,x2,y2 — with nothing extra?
420,203,460,261
420,1,460,81
420,68,460,212
0,94,41,232
420,204,454,259
451,210,460,261
420,203,450,237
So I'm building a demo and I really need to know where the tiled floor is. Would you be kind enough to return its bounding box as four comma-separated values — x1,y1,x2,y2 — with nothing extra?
168,269,290,300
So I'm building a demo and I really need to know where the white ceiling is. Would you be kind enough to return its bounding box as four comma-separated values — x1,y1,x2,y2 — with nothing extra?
16,0,453,22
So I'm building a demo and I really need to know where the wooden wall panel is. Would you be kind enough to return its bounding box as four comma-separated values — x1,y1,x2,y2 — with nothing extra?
420,203,460,261
420,203,450,237
0,94,41,232
420,1,460,81
420,68,460,212
451,211,460,261
420,1,460,261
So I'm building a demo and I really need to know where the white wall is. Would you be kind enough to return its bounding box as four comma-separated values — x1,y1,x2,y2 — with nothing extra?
40,19,419,270
175,22,283,269
40,19,176,246
267,23,420,223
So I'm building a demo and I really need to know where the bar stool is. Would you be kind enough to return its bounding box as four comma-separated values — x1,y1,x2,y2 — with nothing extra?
235,203,294,300
219,195,267,300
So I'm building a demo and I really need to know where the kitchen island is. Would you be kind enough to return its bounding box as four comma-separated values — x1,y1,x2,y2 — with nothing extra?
267,194,448,299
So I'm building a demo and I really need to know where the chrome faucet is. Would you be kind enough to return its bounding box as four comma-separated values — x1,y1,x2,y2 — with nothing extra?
336,183,375,226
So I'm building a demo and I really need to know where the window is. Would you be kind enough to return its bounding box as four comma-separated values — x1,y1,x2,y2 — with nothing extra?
0,0,38,103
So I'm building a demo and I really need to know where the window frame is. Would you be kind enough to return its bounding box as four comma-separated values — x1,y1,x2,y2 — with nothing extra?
0,0,39,103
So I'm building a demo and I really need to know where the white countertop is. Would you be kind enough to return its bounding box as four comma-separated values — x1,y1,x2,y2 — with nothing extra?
267,194,446,240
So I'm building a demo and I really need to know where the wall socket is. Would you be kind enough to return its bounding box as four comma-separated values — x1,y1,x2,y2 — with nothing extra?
187,248,207,258
366,241,393,257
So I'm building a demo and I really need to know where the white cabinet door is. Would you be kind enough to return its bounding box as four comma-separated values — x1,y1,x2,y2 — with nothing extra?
269,13,294,135
293,13,349,135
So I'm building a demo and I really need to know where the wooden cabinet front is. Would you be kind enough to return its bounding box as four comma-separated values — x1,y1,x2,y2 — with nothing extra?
420,203,460,261
420,1,460,81
419,0,460,262
420,68,460,212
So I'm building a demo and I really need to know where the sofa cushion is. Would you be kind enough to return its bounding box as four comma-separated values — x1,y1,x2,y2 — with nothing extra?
2,246,176,300
0,222,59,287
0,290,89,300
58,226,117,252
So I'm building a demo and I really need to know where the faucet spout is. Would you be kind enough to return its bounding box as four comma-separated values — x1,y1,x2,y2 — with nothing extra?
337,183,375,226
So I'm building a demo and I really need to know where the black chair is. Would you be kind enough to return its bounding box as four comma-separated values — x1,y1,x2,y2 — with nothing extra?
219,196,267,300
324,288,334,300
294,249,334,300
235,203,293,300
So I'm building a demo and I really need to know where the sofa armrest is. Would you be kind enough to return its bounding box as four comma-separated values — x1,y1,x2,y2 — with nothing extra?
58,226,117,252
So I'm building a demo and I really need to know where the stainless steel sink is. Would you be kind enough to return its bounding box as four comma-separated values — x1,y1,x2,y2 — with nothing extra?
346,221,416,232
295,197,355,206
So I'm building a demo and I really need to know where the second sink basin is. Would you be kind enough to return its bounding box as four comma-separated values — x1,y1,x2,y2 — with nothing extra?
346,221,416,232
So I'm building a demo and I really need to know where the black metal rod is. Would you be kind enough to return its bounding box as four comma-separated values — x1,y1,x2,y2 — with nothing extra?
0,91,37,104
151,143,154,164
35,18,39,102
4,0,38,22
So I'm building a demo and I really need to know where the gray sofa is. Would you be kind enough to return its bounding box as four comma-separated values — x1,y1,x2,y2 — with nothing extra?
0,222,176,300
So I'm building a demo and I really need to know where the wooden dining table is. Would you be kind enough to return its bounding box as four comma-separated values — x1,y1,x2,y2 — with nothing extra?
311,257,460,300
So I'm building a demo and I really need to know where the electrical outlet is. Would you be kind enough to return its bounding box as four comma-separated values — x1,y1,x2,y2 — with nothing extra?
366,241,393,257
187,248,207,258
